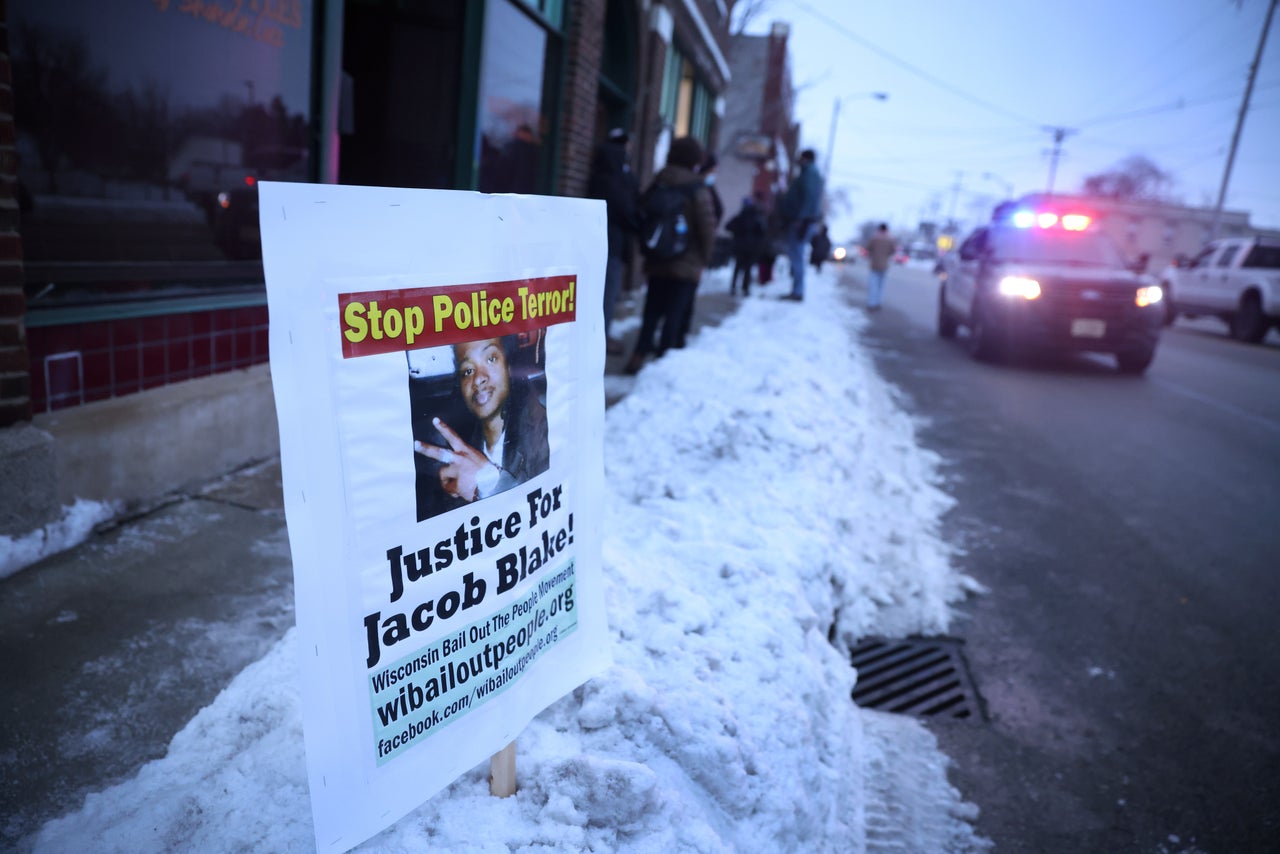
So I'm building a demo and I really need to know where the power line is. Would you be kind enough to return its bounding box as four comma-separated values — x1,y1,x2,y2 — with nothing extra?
1075,78,1280,128
790,0,1045,128
1083,9,1249,121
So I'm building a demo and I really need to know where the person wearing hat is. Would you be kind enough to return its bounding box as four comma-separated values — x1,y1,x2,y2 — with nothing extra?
587,128,640,351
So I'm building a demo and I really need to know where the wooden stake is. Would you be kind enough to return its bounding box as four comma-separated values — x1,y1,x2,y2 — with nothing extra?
489,741,516,797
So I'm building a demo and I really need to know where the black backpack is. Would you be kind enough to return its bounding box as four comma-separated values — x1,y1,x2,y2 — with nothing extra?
638,181,701,261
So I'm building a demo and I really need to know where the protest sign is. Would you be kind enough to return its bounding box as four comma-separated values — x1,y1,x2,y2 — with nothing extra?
260,183,612,852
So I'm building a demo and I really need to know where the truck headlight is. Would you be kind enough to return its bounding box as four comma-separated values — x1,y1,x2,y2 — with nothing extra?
1135,285,1163,307
998,275,1042,300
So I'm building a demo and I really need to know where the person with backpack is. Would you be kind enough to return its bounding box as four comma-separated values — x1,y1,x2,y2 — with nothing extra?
725,194,767,296
624,136,717,375
675,151,724,348
777,149,825,301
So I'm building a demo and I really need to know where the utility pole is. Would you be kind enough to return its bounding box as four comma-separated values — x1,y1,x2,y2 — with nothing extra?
1210,0,1277,239
1042,126,1077,195
946,171,964,231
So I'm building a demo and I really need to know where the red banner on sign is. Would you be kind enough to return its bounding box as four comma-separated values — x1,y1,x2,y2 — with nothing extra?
338,275,577,358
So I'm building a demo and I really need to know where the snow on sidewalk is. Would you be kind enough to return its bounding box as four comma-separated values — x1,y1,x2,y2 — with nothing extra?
29,267,989,853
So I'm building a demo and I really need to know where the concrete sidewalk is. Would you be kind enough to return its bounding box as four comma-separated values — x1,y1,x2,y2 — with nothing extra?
0,271,751,849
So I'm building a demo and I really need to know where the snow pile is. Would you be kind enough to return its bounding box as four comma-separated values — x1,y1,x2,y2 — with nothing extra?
30,268,987,852
1,499,118,580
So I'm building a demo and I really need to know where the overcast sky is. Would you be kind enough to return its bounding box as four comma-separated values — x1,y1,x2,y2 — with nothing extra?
740,0,1280,240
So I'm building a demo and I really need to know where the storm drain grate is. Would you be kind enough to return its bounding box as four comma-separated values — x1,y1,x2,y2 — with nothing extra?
849,637,982,720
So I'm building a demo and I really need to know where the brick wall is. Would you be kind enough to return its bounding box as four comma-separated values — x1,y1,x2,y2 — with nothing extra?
556,0,605,198
0,7,29,428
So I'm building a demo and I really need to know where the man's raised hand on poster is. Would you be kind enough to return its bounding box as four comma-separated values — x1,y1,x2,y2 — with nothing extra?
415,417,497,503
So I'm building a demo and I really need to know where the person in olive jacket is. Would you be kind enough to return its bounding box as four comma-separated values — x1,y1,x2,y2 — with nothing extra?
624,136,718,374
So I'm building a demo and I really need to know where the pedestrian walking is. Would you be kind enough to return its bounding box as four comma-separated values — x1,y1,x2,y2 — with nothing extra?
810,224,832,273
625,136,717,374
725,194,767,296
586,128,640,351
777,149,824,301
865,223,897,311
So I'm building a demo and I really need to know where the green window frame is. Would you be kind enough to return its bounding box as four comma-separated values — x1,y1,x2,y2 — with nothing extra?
659,41,712,144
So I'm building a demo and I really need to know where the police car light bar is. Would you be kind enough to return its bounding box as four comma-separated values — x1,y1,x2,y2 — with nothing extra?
1009,209,1091,230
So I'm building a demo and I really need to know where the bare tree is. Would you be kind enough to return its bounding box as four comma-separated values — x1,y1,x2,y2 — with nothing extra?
1082,155,1175,201
13,23,109,193
730,0,773,36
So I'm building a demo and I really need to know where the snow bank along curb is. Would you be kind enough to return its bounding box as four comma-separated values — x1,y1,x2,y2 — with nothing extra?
31,269,988,852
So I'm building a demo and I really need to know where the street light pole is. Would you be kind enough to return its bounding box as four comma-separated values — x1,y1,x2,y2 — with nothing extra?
824,99,842,180
825,91,888,179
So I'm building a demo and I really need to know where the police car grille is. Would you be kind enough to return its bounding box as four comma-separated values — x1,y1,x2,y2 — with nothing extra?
1041,281,1134,316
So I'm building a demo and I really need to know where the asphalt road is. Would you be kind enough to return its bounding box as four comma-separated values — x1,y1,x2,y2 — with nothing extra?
848,261,1280,852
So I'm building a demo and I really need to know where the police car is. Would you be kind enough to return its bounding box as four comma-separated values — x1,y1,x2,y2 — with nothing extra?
937,206,1165,374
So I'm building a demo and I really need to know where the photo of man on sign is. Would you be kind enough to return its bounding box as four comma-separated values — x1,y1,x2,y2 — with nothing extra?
409,332,549,521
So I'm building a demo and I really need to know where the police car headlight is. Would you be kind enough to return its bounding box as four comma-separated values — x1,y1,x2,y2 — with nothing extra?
998,275,1042,300
1136,285,1163,307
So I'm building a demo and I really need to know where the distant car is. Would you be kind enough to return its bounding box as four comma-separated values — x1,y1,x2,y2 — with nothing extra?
936,206,1165,374
832,245,849,263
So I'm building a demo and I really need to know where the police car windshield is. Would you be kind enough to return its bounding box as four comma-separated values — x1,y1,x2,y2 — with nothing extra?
989,227,1128,268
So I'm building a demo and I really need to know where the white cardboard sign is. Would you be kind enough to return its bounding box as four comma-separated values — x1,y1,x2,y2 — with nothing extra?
259,182,612,852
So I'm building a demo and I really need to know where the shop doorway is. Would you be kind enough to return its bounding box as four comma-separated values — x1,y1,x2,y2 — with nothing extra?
338,0,466,189
595,0,638,142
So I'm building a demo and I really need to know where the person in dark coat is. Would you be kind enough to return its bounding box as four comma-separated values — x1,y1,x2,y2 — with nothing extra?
587,128,640,345
624,136,718,374
725,194,768,296
810,224,833,273
777,149,824,301
676,151,724,348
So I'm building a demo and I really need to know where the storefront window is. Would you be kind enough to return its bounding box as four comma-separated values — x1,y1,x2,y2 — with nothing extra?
658,43,711,144
660,45,683,128
475,0,559,194
10,0,315,273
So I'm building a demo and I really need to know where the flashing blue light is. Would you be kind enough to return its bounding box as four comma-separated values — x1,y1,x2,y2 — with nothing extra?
1011,210,1035,228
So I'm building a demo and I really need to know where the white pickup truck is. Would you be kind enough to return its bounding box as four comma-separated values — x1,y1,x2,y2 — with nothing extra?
1162,236,1280,342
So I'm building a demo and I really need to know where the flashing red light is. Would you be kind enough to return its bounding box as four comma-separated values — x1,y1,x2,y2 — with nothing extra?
1009,209,1093,231
244,175,257,187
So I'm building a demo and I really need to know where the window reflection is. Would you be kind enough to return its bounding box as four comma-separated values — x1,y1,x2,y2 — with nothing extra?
10,0,313,269
476,1,548,194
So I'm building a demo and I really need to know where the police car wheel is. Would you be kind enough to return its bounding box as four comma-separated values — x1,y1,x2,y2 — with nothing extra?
1115,346,1155,375
1231,294,1268,344
967,302,1001,362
